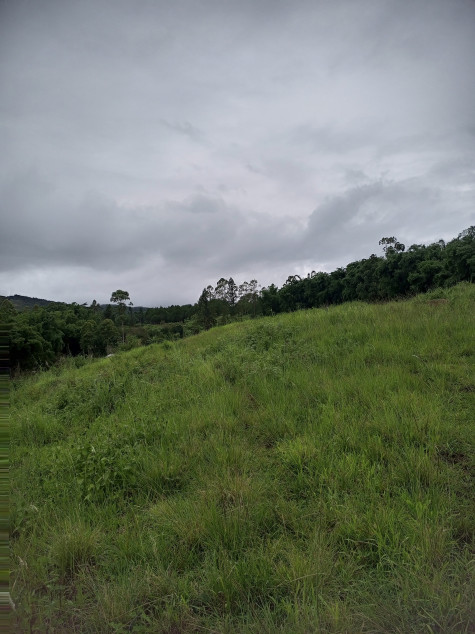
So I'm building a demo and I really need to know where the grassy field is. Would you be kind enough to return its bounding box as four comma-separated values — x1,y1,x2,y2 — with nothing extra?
10,283,475,633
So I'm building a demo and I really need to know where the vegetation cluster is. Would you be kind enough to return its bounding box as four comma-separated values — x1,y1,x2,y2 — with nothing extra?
10,283,475,632
1,227,474,373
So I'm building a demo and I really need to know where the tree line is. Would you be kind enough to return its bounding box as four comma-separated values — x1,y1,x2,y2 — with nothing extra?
1,226,473,372
195,227,474,325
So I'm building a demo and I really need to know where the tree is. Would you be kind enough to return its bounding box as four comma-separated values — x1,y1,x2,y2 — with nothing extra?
80,320,97,356
280,275,304,311
449,226,475,283
379,237,405,257
458,226,475,241
89,299,101,320
227,278,238,307
211,278,231,322
261,284,281,315
197,288,215,330
237,279,260,317
0,298,16,323
214,278,229,301
110,290,133,343
96,319,119,354
104,304,113,320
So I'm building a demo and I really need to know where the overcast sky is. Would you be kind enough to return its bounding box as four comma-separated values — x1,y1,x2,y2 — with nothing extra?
1,0,474,306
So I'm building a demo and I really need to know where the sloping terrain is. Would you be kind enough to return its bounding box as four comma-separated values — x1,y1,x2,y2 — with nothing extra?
11,283,475,633
4,295,54,310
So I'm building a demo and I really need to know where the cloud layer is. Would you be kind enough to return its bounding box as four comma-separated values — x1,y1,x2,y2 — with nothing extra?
1,0,474,305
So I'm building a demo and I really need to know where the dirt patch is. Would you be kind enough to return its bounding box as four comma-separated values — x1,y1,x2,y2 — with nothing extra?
437,448,473,475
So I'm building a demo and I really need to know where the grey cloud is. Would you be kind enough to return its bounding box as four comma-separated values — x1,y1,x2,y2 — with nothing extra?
303,177,474,267
160,120,205,144
428,156,475,186
1,0,474,305
289,124,377,155
342,168,370,185
0,168,301,275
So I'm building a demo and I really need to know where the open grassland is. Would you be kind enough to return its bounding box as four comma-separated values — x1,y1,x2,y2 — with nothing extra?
10,283,475,633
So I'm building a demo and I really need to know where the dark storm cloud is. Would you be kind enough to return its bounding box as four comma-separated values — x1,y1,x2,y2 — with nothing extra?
1,0,474,305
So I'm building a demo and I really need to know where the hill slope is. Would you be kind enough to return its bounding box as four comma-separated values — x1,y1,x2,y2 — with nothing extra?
11,283,475,633
4,294,55,310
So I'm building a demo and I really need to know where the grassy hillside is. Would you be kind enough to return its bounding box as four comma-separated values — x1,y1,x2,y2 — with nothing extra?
10,284,475,633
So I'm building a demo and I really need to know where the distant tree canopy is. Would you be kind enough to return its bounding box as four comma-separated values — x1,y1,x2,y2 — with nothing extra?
192,226,474,316
110,289,132,308
3,226,474,372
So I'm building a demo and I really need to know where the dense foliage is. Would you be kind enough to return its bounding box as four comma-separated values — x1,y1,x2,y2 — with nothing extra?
1,300,118,372
199,226,475,322
2,226,474,372
0,298,197,373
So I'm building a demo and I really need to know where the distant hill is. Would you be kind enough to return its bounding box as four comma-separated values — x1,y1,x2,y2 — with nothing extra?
2,294,152,312
4,294,55,310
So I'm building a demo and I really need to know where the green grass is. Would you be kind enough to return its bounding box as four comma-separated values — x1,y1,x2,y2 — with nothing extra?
10,283,475,632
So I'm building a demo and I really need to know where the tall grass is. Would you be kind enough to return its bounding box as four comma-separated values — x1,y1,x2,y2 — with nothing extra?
10,283,475,632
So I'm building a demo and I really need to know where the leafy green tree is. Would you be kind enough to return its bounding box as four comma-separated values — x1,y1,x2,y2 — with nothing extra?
80,320,97,356
342,255,385,302
261,284,281,315
97,319,119,352
197,288,215,330
379,236,405,257
227,278,238,307
303,272,331,307
408,260,444,292
237,280,260,317
110,290,133,342
104,304,113,320
443,226,475,284
214,278,229,301
210,278,230,322
280,275,304,311
326,268,346,304
10,323,50,371
89,299,102,321
0,298,16,322
38,310,64,356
